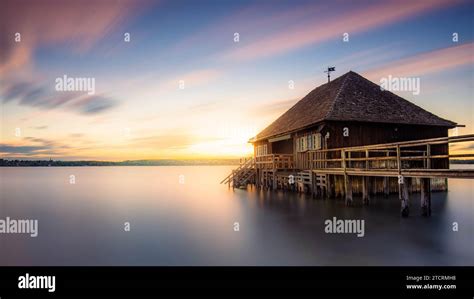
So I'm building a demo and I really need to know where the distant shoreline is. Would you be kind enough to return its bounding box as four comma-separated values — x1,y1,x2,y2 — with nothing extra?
1,159,472,167
0,159,240,167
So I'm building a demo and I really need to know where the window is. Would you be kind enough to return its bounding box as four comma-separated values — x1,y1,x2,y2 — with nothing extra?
296,133,322,152
296,136,307,152
256,144,268,157
313,133,322,150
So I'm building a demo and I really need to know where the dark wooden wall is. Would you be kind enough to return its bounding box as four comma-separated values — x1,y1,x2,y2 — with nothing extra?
271,139,293,154
323,121,448,148
323,121,450,169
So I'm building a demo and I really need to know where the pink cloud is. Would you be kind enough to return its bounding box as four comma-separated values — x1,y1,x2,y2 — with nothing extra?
0,0,152,75
171,2,326,53
221,0,460,62
363,42,474,80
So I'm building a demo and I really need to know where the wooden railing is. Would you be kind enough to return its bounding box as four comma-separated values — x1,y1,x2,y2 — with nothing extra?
222,135,474,184
220,157,254,184
302,134,474,173
255,154,294,170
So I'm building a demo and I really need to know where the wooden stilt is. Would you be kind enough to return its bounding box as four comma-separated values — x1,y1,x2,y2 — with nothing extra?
383,150,390,196
421,178,431,216
342,149,353,205
327,175,333,199
362,176,370,205
344,175,353,206
400,177,410,217
272,171,277,190
363,150,370,204
320,174,327,198
383,177,389,197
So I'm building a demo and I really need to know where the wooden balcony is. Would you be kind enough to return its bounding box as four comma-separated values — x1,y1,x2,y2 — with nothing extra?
300,134,474,178
255,154,294,170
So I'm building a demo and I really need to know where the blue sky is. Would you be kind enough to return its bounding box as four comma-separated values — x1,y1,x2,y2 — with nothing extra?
1,0,473,159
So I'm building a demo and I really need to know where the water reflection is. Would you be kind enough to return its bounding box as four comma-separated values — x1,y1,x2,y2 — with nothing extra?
0,166,472,265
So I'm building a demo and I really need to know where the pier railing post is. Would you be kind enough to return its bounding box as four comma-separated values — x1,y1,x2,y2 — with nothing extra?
327,175,333,199
426,144,431,169
342,149,353,205
421,178,431,216
400,176,410,217
397,145,409,217
383,150,390,196
362,149,370,205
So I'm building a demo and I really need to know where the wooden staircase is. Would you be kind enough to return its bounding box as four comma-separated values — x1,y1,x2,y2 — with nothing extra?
220,157,256,188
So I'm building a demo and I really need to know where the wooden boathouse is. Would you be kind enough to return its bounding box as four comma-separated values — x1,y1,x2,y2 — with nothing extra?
221,71,474,216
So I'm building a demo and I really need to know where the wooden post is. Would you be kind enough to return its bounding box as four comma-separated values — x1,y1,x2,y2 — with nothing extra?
342,149,353,205
363,149,370,205
421,178,431,216
426,144,431,169
272,171,277,190
256,168,259,189
266,171,269,189
400,176,410,217
321,174,326,198
397,145,402,198
345,175,353,206
383,151,390,196
383,177,390,196
272,155,276,190
327,174,333,199
396,145,410,216
362,176,369,205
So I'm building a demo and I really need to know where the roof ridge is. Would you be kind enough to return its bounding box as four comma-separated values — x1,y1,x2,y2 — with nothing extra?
324,72,350,119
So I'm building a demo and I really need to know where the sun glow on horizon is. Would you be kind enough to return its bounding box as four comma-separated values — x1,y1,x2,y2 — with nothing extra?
0,0,472,161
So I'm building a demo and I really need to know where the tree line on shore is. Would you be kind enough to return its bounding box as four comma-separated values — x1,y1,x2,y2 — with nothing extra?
0,159,239,167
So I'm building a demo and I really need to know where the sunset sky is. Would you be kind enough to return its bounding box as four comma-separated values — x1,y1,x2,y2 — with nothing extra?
1,0,473,160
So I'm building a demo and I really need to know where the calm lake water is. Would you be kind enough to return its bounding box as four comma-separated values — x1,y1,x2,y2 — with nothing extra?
0,166,473,266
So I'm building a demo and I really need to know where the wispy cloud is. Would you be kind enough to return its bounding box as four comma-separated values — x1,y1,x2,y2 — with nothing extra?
1,77,119,115
220,0,459,62
363,42,474,80
0,0,146,116
71,95,119,115
0,137,71,157
0,0,152,75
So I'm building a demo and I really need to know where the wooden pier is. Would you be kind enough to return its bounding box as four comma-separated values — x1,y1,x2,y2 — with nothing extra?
222,134,474,217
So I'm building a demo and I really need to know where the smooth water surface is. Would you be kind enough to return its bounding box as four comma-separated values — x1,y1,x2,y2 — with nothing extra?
0,166,473,265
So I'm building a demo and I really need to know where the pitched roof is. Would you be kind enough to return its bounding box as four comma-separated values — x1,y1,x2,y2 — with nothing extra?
255,71,456,141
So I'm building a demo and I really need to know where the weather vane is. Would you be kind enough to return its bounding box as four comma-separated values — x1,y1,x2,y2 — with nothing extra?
324,66,335,83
